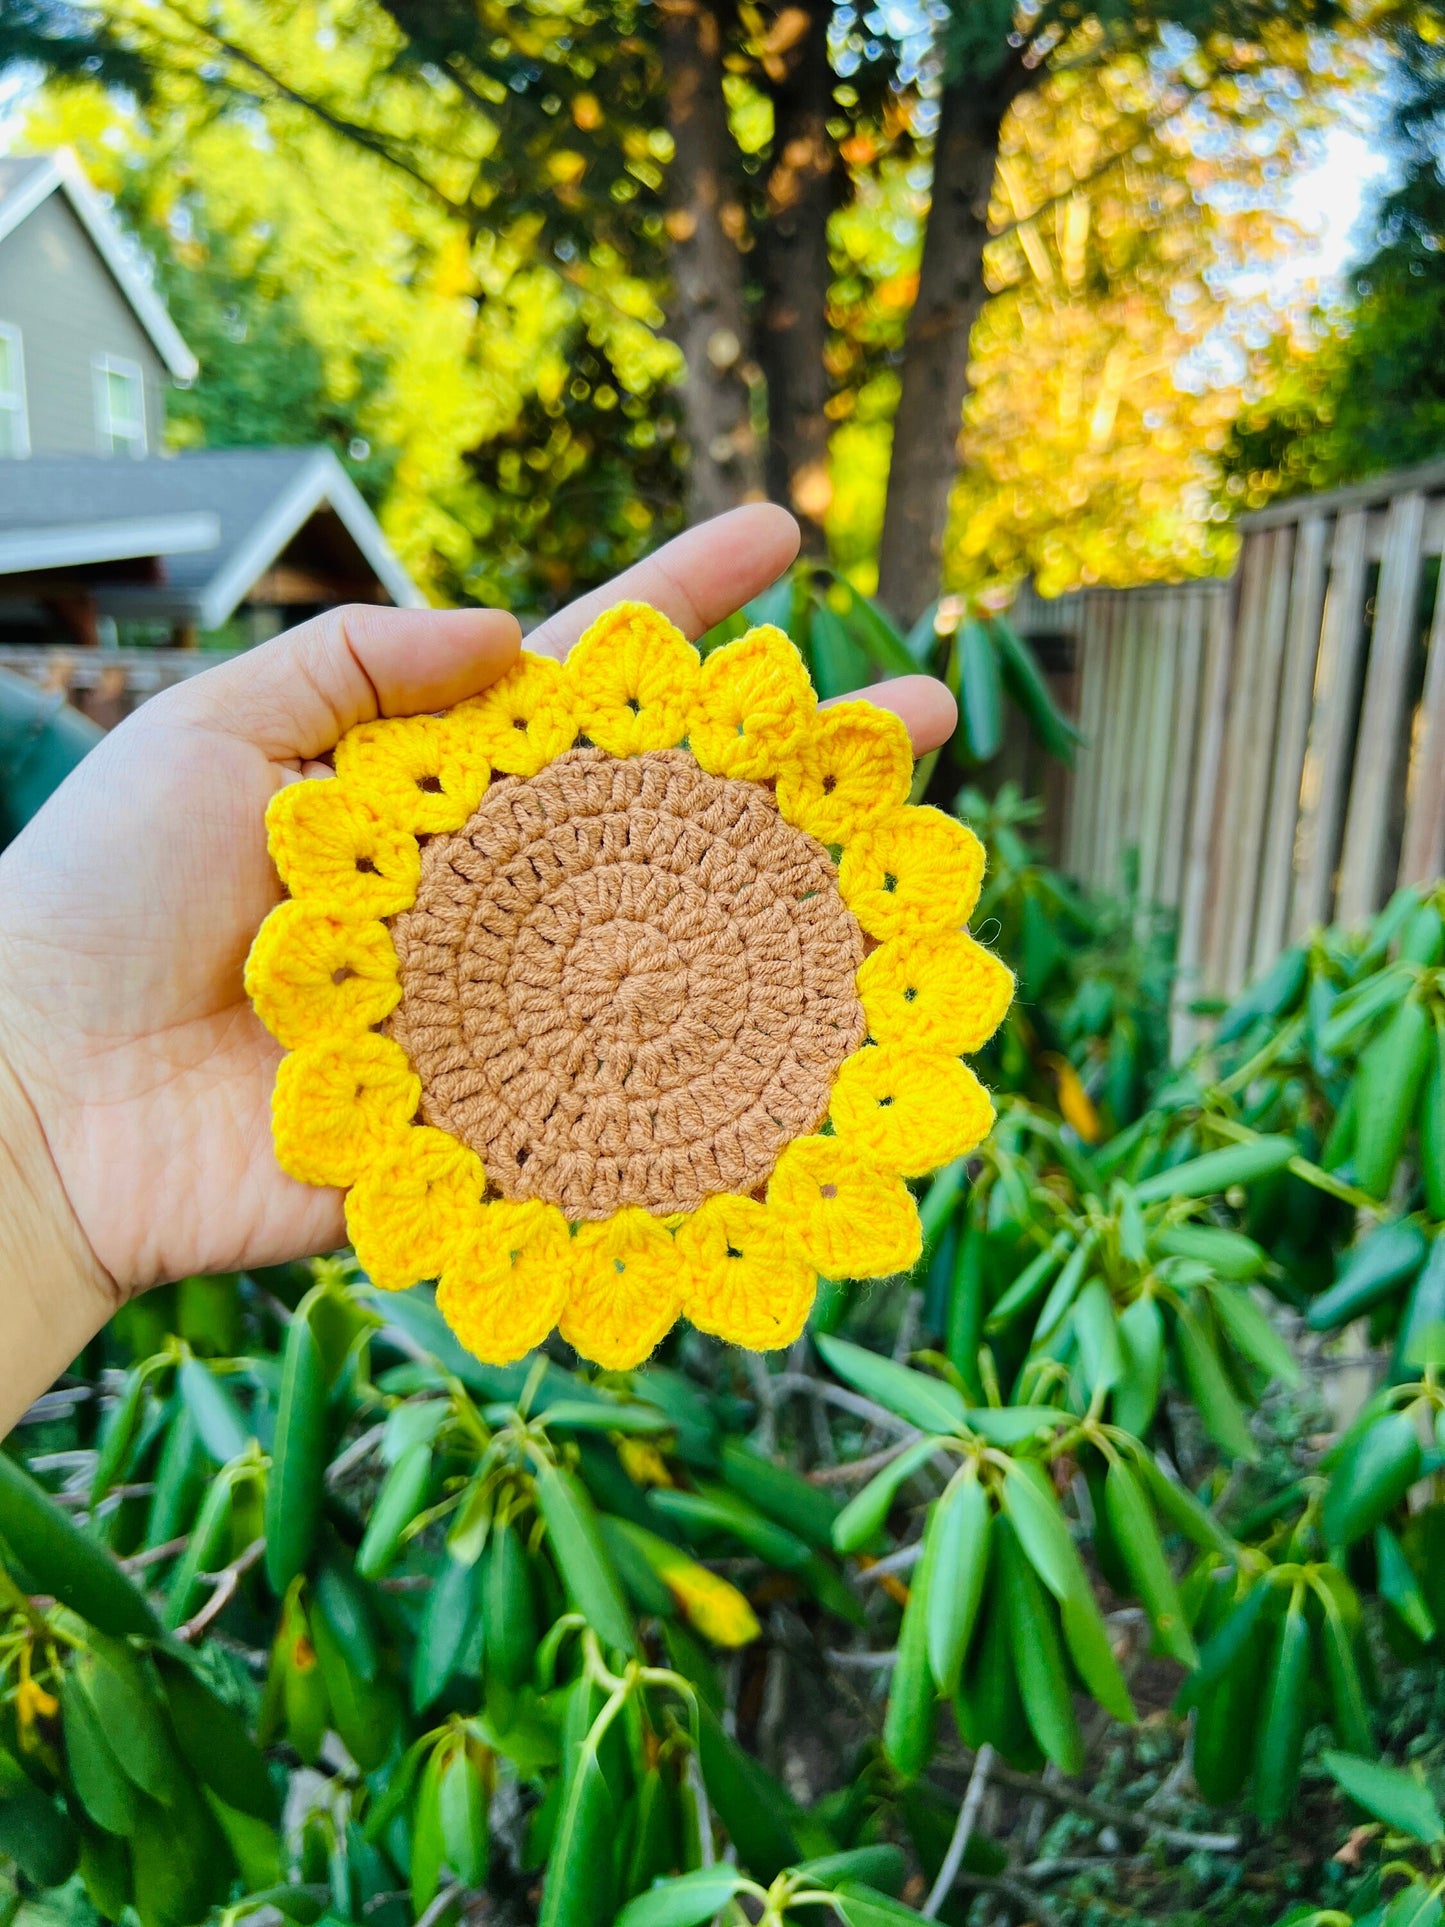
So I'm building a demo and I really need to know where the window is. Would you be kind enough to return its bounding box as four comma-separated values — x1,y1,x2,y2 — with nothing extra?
94,354,147,456
0,324,29,458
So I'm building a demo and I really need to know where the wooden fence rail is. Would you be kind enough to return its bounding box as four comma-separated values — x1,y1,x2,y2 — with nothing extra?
1015,458,1445,1050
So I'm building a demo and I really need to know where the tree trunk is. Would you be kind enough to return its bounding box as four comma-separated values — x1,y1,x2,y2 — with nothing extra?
752,0,838,554
660,0,763,521
875,56,1027,628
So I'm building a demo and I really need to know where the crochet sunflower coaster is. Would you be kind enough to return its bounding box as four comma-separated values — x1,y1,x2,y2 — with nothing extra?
245,603,1013,1371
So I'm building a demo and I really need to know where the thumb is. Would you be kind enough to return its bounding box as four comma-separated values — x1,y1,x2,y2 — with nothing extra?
167,603,522,761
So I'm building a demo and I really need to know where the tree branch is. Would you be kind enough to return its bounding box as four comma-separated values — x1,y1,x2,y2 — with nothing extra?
924,1742,995,1919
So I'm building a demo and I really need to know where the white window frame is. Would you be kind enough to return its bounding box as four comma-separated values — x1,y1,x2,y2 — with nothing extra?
0,323,30,459
93,352,148,457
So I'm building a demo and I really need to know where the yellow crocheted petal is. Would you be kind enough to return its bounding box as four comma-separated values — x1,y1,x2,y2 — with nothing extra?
271,1033,420,1188
838,805,985,939
566,601,701,757
767,1136,922,1279
675,1194,817,1352
333,713,489,836
266,777,421,920
244,900,401,1050
457,650,579,778
437,1200,572,1365
690,625,817,781
857,930,1015,1055
345,1126,486,1291
828,1046,996,1176
559,1206,686,1370
775,700,914,845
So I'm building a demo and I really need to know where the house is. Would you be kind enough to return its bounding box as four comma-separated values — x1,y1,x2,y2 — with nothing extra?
0,150,422,673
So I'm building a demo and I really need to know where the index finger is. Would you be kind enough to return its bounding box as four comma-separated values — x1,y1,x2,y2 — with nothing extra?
526,503,801,659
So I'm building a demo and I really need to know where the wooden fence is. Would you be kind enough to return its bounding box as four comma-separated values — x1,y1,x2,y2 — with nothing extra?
0,644,238,730
1015,459,1445,1046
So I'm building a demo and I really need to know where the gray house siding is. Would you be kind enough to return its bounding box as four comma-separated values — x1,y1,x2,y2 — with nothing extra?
0,194,166,456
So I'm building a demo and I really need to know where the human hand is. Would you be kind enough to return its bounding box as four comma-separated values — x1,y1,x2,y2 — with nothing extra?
0,506,955,1412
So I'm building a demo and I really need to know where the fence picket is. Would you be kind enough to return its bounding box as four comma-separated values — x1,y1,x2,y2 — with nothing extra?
1157,588,1209,911
1337,490,1427,924
1253,515,1329,973
1203,529,1270,993
1292,506,1371,934
1400,557,1445,887
1173,577,1240,1053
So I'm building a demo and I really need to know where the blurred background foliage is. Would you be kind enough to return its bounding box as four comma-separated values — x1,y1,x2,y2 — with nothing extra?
2,0,1432,614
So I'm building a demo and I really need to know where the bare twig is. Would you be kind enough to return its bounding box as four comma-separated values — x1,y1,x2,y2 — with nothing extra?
121,1535,190,1573
770,1375,918,1437
177,1536,266,1643
952,1868,1059,1925
686,1750,715,1867
855,1542,924,1582
924,1743,995,1920
1024,1854,1152,1879
18,1387,92,1423
982,1758,1240,1854
326,1423,385,1487
413,1883,463,1927
809,1438,919,1486
744,1354,779,1456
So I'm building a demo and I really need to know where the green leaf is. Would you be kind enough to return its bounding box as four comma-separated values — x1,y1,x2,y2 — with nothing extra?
797,1846,907,1893
835,1882,931,1926
1208,1285,1301,1389
962,1406,1069,1447
1132,1136,1297,1205
1322,1751,1445,1843
833,1438,941,1554
815,1334,968,1435
720,1438,841,1550
357,1439,433,1578
1323,1411,1422,1549
883,1503,939,1779
956,619,1003,761
263,1306,328,1594
439,1742,489,1886
1376,1523,1437,1642
1072,1278,1123,1394
1102,1459,1196,1667
839,585,918,676
990,615,1082,761
999,1522,1084,1773
535,1460,637,1656
62,1667,141,1836
76,1637,185,1807
616,1867,748,1927
1000,1461,1085,1604
925,1466,991,1695
1174,1304,1258,1463
0,1451,159,1637
158,1654,279,1822
177,1356,252,1465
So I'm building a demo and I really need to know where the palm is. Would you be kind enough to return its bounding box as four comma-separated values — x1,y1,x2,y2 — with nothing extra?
0,701,347,1284
0,509,954,1301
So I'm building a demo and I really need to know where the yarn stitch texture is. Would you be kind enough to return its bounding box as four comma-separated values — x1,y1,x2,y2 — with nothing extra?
246,601,1014,1371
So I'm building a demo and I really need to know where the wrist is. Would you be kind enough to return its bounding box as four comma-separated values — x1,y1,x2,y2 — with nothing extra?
0,1012,118,1435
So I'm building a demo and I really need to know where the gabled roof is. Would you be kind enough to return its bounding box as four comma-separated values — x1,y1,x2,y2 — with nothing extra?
0,150,198,382
0,510,219,575
0,449,424,628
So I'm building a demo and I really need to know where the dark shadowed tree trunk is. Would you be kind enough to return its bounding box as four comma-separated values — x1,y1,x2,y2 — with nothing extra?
660,0,765,521
875,51,1028,627
751,0,839,553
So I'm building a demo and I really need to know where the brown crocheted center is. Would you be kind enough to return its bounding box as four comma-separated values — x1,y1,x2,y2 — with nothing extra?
388,746,866,1219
